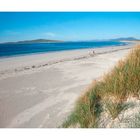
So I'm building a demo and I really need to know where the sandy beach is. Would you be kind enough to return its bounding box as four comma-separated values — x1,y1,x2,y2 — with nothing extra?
0,44,134,128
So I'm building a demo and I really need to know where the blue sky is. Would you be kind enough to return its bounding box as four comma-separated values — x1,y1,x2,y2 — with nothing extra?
0,12,140,42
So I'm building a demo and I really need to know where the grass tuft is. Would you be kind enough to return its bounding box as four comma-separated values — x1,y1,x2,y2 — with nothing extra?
62,44,140,128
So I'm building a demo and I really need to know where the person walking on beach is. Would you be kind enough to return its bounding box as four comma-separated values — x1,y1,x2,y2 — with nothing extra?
89,50,95,56
92,50,95,55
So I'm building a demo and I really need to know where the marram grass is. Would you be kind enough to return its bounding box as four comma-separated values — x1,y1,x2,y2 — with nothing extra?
62,45,140,128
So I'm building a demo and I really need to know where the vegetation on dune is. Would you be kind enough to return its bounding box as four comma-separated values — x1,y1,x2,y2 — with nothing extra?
62,45,140,128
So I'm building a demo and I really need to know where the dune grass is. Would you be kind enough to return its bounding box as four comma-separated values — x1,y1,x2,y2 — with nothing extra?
62,45,140,128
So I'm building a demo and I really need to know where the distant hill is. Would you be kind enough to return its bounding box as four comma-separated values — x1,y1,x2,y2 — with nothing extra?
79,37,140,42
2,39,63,44
111,37,139,41
1,37,139,44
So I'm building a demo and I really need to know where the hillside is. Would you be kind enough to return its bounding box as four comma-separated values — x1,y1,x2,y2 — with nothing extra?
63,44,140,128
2,39,63,44
111,37,139,41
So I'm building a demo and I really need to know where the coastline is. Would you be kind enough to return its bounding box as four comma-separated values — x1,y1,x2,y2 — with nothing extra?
0,43,136,127
0,44,134,80
0,40,128,59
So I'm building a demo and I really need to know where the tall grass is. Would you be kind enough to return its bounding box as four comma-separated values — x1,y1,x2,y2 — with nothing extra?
62,45,140,128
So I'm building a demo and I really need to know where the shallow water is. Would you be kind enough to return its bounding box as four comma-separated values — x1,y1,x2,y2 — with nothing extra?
0,41,128,58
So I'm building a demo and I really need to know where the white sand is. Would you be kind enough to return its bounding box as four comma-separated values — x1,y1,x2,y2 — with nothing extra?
0,44,134,128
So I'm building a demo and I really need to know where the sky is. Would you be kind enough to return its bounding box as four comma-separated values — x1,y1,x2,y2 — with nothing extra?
0,12,140,42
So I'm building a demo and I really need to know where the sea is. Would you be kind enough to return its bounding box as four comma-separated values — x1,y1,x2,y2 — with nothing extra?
0,41,129,58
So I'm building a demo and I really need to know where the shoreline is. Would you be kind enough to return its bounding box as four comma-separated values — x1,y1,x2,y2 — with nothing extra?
0,40,130,59
0,43,129,59
0,44,134,80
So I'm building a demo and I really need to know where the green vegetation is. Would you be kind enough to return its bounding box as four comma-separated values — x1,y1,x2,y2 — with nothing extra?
62,45,140,128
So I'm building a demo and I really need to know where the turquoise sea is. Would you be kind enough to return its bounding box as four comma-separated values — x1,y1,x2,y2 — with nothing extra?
0,41,128,58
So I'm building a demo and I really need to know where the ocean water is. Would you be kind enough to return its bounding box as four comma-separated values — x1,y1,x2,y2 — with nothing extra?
0,41,128,58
